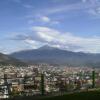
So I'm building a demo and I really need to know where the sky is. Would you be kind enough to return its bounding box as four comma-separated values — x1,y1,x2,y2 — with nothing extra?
1,0,100,54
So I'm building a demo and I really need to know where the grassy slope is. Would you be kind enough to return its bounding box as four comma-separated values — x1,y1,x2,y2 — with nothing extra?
7,90,100,100
42,91,100,100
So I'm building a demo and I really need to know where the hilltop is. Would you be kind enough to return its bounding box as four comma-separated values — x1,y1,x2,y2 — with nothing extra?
10,45,100,67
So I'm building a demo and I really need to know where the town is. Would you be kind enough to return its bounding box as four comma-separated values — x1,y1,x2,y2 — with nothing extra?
0,64,100,99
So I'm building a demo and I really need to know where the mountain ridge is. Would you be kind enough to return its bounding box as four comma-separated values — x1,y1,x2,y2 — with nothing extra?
10,45,100,67
0,52,27,66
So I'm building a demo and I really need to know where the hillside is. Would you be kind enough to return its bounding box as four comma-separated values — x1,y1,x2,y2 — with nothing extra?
0,53,27,66
10,45,100,67
7,90,100,100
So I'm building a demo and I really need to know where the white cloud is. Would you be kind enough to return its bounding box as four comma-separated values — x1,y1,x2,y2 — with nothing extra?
40,16,60,25
24,39,40,49
30,26,100,53
27,15,60,25
42,3,82,15
32,26,61,42
52,21,60,24
40,16,51,23
34,0,100,19
13,26,100,53
82,0,100,17
88,9,97,15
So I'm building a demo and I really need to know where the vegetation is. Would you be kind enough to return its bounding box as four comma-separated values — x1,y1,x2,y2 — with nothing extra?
6,90,100,100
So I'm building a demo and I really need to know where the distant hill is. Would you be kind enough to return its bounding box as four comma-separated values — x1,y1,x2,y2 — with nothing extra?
0,53,27,66
10,45,100,67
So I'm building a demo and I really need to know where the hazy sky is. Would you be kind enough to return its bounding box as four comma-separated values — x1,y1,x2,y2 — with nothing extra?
1,0,100,54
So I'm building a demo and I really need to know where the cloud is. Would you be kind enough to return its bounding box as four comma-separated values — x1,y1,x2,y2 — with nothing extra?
32,0,100,19
12,0,100,20
37,15,60,25
32,26,100,53
51,21,60,25
24,39,42,49
27,15,60,25
40,16,51,23
13,26,100,53
42,3,82,15
23,1,82,20
40,16,60,25
38,1,91,15
12,0,33,9
81,0,100,17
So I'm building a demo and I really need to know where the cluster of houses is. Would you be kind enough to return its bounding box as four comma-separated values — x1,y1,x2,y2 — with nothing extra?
0,65,100,98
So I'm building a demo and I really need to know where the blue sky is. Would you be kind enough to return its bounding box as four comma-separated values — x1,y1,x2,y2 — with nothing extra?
1,0,100,54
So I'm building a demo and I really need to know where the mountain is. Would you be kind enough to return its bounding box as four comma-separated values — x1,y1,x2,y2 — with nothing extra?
10,45,100,67
0,53,27,66
38,45,56,50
